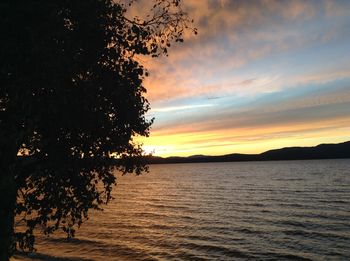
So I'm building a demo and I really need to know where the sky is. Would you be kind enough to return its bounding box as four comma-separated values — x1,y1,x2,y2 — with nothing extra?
134,0,350,157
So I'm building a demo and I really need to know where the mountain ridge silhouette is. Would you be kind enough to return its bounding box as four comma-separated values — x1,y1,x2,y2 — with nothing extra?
142,141,350,164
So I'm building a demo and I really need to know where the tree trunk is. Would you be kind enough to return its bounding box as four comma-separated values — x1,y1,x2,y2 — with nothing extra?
0,165,16,261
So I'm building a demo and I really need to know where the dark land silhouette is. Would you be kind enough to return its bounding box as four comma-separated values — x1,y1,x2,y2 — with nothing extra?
142,141,350,164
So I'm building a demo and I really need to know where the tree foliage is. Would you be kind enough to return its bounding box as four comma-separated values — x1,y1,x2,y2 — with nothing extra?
0,0,194,258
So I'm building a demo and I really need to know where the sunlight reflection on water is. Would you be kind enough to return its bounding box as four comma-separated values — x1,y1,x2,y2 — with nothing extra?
15,159,350,260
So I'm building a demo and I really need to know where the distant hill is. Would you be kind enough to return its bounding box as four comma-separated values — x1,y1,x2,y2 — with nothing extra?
142,141,350,164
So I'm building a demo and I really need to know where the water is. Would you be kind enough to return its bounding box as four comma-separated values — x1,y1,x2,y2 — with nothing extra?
15,159,350,260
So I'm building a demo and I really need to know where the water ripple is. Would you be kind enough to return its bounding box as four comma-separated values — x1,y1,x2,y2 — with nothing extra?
16,159,350,260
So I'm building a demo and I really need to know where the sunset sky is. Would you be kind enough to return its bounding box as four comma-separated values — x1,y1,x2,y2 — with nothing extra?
136,0,350,157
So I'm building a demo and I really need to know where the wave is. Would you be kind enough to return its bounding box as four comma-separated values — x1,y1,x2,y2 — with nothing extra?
179,242,252,259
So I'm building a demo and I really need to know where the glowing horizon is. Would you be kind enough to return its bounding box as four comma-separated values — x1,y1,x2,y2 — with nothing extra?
135,0,350,157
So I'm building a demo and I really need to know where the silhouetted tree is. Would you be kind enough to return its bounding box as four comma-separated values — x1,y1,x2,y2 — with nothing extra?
0,0,195,259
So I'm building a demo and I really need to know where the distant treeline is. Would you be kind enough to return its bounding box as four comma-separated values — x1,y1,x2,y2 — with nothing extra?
139,141,350,164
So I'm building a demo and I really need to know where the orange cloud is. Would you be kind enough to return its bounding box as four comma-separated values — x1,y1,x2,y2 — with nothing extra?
137,0,350,105
128,0,350,157
140,116,350,157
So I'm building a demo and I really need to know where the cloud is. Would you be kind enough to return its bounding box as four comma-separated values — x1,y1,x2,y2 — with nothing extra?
128,1,350,156
142,117,350,156
152,104,214,112
324,0,350,17
138,0,350,105
143,78,350,156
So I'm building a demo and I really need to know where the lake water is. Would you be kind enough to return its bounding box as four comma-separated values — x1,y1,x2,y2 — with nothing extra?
15,159,350,260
